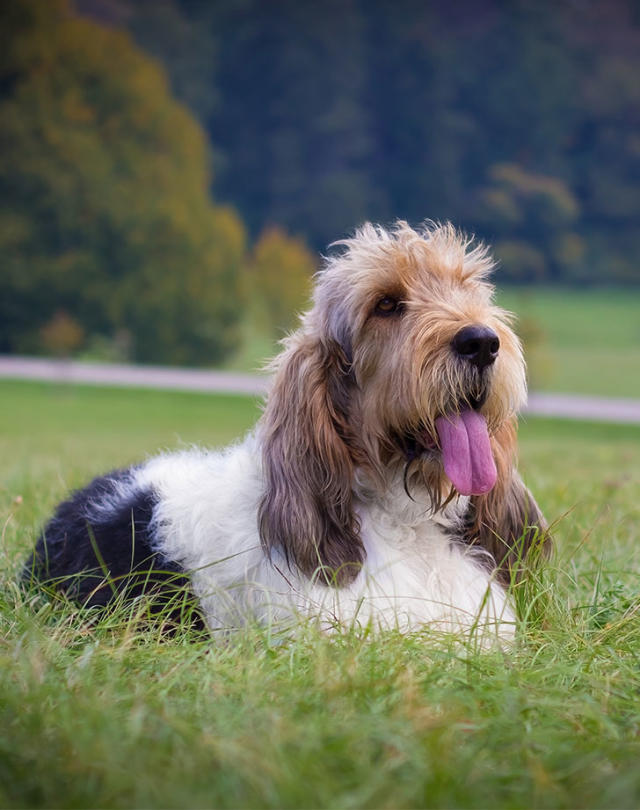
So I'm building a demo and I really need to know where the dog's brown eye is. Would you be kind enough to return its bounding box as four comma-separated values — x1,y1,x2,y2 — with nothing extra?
375,297,402,316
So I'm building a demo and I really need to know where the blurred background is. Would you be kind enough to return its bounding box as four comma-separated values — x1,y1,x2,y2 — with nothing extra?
1,0,639,397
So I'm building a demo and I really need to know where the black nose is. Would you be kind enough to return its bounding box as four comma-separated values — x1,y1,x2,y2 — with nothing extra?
452,325,500,369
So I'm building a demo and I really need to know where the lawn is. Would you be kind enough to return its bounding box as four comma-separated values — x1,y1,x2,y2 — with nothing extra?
225,287,640,399
497,287,640,398
1,381,640,809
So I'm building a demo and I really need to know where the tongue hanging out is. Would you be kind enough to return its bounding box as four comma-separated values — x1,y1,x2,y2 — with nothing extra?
434,409,497,496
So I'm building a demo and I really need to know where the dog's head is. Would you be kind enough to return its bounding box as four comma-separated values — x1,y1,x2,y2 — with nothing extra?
259,221,546,585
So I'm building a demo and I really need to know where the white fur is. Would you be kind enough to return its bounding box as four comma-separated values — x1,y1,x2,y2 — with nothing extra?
129,435,516,645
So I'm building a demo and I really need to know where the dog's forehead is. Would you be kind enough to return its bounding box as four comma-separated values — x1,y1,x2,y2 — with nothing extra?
319,223,497,317
351,245,495,303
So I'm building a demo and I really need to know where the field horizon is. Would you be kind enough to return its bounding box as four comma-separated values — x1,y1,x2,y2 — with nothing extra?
223,286,640,400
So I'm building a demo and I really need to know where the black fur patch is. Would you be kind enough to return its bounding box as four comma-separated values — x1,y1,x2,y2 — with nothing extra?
24,469,203,629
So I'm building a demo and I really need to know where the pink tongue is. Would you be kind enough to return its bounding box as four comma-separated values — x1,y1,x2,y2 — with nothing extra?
435,410,497,496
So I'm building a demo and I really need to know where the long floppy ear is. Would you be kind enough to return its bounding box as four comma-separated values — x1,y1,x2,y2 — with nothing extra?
258,334,363,586
466,420,551,585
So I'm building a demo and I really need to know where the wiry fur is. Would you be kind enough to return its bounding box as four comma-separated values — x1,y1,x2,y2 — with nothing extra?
26,221,549,644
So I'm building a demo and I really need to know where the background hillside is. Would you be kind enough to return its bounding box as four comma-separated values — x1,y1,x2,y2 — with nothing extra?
84,0,640,284
2,0,639,369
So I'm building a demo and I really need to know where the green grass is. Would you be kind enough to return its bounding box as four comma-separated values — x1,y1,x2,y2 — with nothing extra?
497,287,640,398
223,316,281,373
223,287,640,398
2,381,640,809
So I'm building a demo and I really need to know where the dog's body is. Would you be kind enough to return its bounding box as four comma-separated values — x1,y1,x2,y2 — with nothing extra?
26,222,548,643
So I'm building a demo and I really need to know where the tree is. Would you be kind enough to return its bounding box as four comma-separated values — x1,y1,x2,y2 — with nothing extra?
197,0,381,247
244,228,315,337
60,0,640,284
0,0,246,364
473,163,580,281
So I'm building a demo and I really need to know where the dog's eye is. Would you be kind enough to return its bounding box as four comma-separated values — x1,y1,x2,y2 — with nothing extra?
374,297,402,316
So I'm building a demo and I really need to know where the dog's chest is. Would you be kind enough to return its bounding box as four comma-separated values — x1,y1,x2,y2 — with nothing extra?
343,484,511,634
356,478,468,559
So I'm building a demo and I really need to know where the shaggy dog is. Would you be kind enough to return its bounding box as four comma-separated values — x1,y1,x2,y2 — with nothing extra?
25,222,548,644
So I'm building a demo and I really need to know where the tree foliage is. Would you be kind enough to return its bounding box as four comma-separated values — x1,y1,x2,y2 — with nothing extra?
2,0,638,370
108,0,640,285
245,228,315,338
0,0,246,364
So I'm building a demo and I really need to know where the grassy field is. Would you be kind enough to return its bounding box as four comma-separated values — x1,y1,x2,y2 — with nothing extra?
1,381,640,808
497,288,640,399
226,287,640,399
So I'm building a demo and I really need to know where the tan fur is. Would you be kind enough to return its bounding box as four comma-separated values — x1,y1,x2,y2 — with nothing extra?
258,221,549,585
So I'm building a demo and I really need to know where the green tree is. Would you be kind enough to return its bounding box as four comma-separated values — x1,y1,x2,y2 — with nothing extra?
83,0,640,284
0,0,246,364
245,228,315,338
199,0,381,246
474,163,580,281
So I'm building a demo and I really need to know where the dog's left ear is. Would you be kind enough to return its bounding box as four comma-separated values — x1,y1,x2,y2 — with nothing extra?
466,421,551,583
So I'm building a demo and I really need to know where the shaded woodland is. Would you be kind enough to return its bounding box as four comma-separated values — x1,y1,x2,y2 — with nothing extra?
1,0,638,364
114,0,640,283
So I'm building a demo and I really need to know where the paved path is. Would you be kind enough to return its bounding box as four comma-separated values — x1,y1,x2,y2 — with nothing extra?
0,355,270,396
1,355,639,425
525,392,640,425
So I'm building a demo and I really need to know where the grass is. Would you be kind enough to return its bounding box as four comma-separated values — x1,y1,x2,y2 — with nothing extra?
223,287,640,398
497,287,640,398
2,381,640,808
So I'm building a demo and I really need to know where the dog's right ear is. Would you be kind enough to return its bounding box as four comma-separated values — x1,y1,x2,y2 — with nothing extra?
258,334,363,586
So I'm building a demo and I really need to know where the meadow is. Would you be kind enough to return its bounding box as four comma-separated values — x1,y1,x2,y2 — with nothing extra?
227,287,640,399
1,379,639,809
497,288,640,399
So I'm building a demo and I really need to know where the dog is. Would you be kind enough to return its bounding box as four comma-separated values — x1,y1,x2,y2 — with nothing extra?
25,222,548,644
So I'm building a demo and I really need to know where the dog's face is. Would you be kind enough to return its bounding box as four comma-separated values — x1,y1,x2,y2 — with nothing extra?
260,222,543,585
312,222,526,498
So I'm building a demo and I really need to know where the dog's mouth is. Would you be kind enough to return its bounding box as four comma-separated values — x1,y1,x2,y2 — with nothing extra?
398,390,497,496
